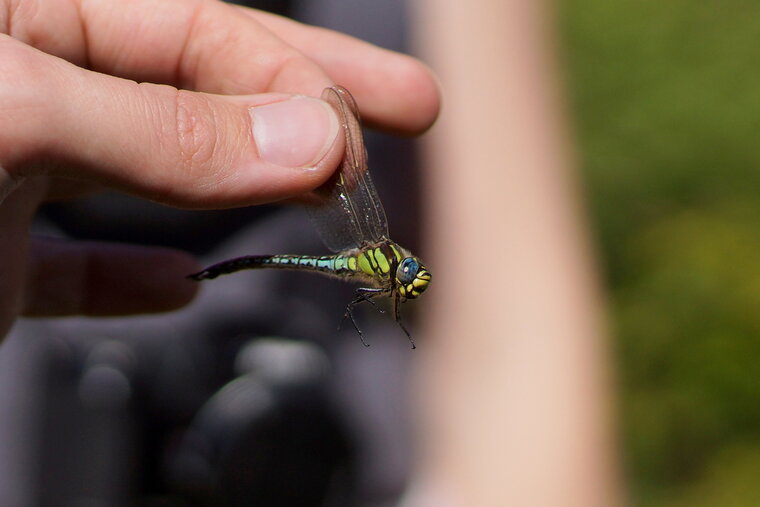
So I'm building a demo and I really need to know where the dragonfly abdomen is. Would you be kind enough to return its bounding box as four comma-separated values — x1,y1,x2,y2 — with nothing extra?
189,253,362,281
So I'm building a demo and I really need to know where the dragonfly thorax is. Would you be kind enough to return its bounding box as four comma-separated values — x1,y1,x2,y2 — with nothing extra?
396,257,431,300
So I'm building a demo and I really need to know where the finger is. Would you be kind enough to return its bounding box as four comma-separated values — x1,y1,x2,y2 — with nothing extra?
79,0,336,97
10,0,334,97
8,0,438,133
240,9,441,134
24,238,200,317
0,36,345,208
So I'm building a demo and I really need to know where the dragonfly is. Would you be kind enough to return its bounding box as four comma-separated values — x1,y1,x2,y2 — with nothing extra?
189,85,431,348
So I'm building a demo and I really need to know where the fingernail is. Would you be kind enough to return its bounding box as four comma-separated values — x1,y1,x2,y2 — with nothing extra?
250,96,339,168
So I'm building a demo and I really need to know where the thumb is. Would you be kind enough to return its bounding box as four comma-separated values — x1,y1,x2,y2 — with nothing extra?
0,37,344,207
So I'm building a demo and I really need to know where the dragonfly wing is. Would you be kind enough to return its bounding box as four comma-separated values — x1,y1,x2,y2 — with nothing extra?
305,86,389,252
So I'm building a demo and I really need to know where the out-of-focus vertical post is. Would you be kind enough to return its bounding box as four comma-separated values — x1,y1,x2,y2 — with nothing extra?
407,1,623,505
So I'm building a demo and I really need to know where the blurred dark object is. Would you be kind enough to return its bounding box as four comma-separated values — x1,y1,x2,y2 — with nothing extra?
168,340,354,506
29,335,354,506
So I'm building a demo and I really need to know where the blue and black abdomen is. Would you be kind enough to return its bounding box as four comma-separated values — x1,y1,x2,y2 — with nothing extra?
188,253,358,281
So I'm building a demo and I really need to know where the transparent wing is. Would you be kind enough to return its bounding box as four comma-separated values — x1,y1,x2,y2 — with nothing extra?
305,85,389,252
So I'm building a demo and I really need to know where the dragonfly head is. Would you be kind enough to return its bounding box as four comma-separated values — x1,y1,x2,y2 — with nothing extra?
396,257,431,300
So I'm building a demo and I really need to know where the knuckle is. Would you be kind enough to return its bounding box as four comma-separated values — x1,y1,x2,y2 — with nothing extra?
0,35,47,99
136,84,239,204
265,49,319,90
171,89,221,181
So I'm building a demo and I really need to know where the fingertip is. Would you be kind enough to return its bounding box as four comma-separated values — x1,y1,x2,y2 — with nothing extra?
393,57,442,134
83,246,203,315
82,245,203,315
250,95,340,169
359,55,441,135
204,93,346,206
139,249,203,311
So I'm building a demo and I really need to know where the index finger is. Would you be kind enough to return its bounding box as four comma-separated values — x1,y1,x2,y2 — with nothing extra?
11,0,438,133
79,0,332,96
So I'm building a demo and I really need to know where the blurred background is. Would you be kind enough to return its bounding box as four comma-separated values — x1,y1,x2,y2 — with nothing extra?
560,2,760,505
0,0,757,506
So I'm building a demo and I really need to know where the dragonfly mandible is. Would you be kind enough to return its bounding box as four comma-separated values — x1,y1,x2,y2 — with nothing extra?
189,85,431,348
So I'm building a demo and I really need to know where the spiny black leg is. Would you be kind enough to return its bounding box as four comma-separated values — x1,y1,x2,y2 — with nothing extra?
356,288,386,314
394,293,416,350
343,288,386,319
343,305,369,347
340,288,387,347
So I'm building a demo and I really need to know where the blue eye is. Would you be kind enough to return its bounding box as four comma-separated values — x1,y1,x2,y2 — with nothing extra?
397,257,419,284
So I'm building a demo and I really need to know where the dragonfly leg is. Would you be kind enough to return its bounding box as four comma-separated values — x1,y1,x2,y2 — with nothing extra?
357,288,386,314
341,288,387,347
393,293,416,350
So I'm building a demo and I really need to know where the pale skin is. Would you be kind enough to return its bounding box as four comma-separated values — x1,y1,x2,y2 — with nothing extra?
408,1,623,505
0,0,440,338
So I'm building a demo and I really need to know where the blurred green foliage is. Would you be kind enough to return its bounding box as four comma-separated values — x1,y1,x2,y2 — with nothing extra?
559,1,760,505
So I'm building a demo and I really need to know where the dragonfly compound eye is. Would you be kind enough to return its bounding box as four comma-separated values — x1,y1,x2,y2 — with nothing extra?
397,257,419,285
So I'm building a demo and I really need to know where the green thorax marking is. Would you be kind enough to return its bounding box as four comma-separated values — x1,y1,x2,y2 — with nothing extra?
355,242,404,279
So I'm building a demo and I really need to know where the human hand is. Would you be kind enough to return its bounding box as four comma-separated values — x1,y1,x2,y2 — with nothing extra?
0,0,440,338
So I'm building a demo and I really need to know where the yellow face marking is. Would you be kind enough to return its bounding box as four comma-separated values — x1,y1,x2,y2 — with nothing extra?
348,256,357,271
389,244,403,262
374,248,390,273
413,278,428,289
357,253,374,275
398,285,407,297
